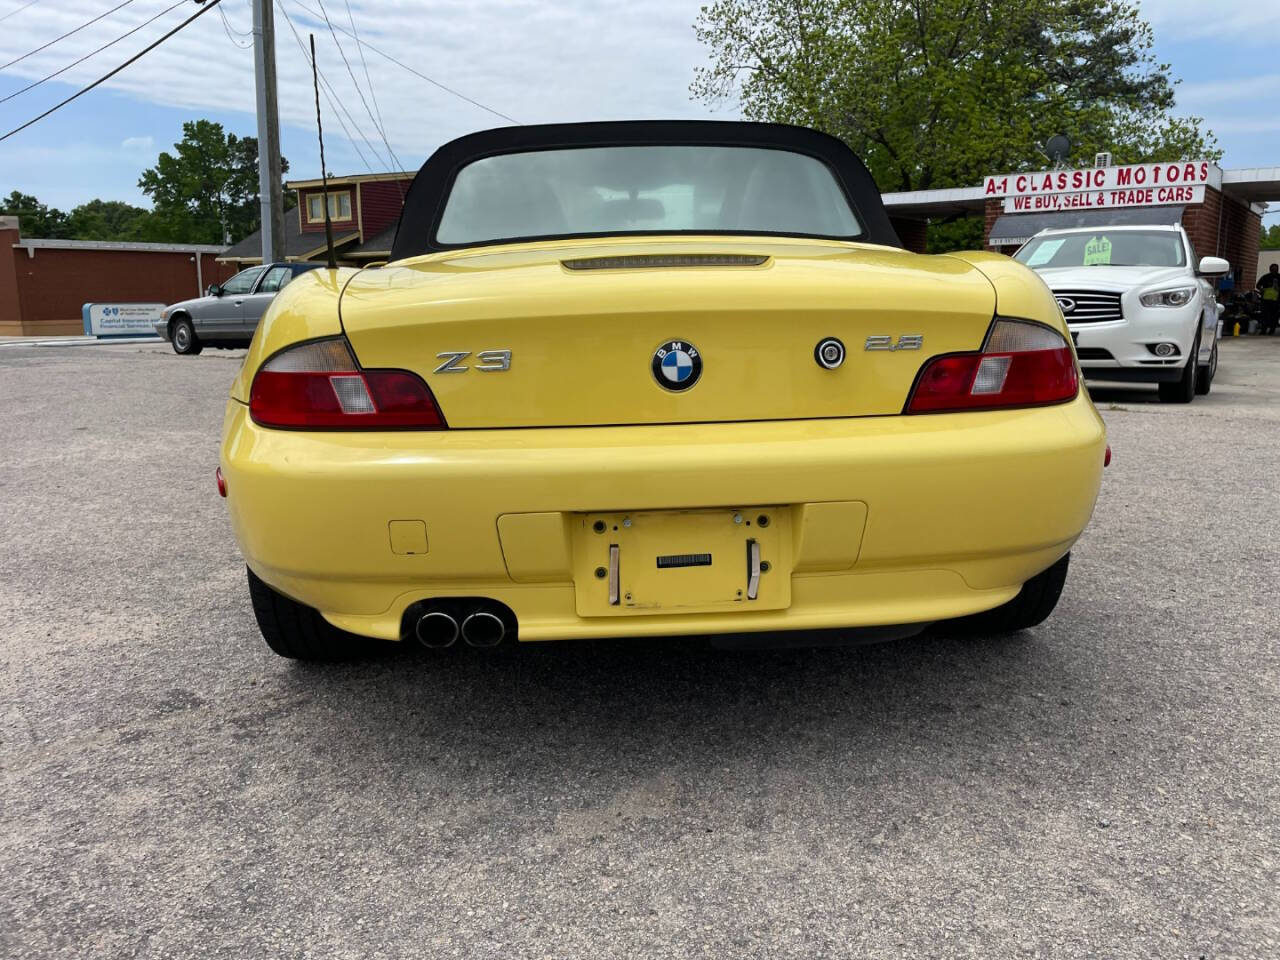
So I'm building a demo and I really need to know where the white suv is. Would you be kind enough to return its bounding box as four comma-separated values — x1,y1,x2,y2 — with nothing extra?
1014,225,1228,403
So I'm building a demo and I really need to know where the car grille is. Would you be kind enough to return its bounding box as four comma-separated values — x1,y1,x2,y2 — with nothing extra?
1075,347,1115,361
1052,289,1124,324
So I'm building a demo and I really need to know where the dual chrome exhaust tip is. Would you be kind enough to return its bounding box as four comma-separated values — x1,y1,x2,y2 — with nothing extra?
413,605,508,649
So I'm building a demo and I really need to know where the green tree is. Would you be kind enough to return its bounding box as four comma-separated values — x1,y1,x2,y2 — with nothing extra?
64,199,154,241
138,120,288,245
1,190,69,238
692,0,1218,247
1260,224,1280,250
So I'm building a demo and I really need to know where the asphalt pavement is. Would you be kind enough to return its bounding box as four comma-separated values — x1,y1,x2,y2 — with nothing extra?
1,337,1277,959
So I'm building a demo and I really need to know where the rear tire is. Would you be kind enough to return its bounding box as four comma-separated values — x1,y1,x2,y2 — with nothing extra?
1158,335,1197,403
170,317,202,355
247,567,388,661
1195,342,1217,396
942,553,1070,636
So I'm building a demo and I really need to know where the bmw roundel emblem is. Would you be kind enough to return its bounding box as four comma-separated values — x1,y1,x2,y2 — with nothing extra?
652,339,702,392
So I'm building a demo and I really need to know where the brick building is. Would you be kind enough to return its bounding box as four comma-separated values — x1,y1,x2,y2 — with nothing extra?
0,216,231,337
220,172,414,268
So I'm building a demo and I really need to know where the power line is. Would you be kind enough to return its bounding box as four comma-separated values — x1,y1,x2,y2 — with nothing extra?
0,0,224,144
0,0,139,72
340,0,404,202
286,0,518,125
216,3,252,48
340,0,403,201
343,0,385,150
279,1,387,172
0,0,42,26
277,0,379,175
219,0,252,33
0,0,187,106
312,0,405,179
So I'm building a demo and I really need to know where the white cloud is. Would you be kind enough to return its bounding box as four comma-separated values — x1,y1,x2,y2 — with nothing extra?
1140,0,1263,43
120,134,154,151
1209,118,1280,136
0,0,719,177
1176,74,1280,112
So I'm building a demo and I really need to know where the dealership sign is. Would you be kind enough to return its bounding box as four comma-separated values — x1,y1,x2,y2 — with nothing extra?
82,302,165,337
984,161,1220,213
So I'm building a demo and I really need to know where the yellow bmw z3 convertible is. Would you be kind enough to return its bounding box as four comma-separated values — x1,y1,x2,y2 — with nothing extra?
220,121,1107,659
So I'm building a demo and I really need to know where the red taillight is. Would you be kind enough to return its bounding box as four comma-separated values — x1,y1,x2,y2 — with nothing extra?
906,318,1078,414
249,338,446,430
1104,444,1112,468
215,466,226,497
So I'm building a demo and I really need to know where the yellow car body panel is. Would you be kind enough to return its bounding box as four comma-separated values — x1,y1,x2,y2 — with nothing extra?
221,384,1105,641
228,266,359,403
337,236,1000,428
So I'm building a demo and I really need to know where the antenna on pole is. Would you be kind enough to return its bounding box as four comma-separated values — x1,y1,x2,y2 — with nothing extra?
309,33,338,270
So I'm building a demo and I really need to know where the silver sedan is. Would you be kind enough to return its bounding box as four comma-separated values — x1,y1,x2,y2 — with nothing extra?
156,262,320,355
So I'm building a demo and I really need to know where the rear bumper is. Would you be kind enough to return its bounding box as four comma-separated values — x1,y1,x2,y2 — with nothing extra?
220,396,1106,641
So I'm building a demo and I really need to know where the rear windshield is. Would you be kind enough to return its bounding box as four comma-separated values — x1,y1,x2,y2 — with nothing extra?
435,145,862,245
1014,230,1187,268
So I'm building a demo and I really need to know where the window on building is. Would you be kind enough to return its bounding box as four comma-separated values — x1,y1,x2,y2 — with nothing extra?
306,191,352,222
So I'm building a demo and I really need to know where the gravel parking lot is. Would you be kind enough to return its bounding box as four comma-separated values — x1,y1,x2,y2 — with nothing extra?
2,337,1277,958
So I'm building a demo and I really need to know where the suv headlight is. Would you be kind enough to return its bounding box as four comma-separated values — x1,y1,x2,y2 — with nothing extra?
1139,287,1195,308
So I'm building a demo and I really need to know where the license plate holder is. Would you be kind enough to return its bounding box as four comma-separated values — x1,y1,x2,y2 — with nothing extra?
573,508,791,617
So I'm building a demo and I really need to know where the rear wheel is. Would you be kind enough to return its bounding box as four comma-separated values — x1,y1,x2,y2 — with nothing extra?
170,317,202,355
1158,334,1198,403
1195,341,1217,396
247,567,389,661
941,553,1071,636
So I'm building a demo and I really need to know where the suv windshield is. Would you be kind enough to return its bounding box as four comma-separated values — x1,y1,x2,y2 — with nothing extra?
436,145,862,246
1015,230,1186,268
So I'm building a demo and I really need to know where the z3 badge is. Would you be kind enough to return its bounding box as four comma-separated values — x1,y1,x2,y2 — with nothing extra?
434,350,512,373
652,340,702,391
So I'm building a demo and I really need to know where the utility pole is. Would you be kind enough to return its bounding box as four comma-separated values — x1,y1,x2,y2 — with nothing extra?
252,0,284,263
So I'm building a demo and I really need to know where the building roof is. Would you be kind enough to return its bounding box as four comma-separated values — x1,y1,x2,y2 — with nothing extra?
1221,167,1280,207
348,224,397,259
881,185,985,219
285,171,415,191
219,212,358,263
11,237,227,254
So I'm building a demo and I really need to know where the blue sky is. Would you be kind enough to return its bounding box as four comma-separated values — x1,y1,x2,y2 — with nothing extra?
0,0,1272,224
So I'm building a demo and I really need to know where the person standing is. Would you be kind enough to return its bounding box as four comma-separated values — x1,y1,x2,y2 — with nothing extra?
1257,263,1280,335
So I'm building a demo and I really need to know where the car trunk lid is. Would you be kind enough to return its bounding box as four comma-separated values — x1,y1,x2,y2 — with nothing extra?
339,237,997,428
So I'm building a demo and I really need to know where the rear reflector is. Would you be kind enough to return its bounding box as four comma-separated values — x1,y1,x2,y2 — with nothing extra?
906,318,1078,414
250,338,446,429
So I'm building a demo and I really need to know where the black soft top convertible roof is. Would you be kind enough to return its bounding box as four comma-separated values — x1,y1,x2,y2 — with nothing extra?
388,120,901,262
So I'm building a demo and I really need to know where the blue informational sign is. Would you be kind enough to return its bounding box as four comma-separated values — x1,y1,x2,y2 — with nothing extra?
81,302,166,337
